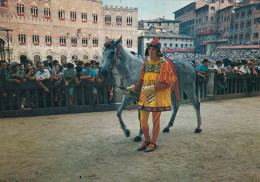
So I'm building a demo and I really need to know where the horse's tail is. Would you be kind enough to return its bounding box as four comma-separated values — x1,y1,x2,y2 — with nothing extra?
191,63,200,101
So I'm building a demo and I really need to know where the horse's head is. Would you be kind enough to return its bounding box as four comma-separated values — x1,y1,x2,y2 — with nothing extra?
100,36,122,78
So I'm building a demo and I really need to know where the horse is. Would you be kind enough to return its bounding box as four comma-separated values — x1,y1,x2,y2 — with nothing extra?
100,36,202,142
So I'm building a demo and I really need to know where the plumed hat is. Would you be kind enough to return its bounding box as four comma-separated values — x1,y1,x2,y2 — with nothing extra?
145,37,162,57
147,37,161,50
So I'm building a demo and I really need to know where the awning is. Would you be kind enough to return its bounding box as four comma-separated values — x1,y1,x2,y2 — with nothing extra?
163,49,194,53
216,45,260,49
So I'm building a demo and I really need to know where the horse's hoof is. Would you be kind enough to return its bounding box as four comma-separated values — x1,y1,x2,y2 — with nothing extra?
125,129,130,137
194,128,202,133
163,128,170,133
133,136,142,142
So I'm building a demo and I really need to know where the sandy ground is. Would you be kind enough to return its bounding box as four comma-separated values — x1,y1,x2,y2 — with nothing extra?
0,97,260,182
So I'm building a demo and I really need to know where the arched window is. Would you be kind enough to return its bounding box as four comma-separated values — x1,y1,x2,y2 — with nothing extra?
31,5,38,17
71,37,77,46
17,3,24,15
83,55,88,59
82,37,88,47
44,7,51,18
70,9,76,21
105,15,111,24
45,35,52,45
126,39,132,48
34,55,40,64
116,16,122,25
92,13,98,23
32,34,39,45
81,12,87,22
58,9,65,20
127,16,132,25
93,37,98,47
60,35,66,46
18,34,26,45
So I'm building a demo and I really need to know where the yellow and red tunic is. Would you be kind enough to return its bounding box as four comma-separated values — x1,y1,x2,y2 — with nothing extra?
135,58,176,112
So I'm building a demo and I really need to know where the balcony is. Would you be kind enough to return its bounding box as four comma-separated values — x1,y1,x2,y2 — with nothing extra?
240,28,244,33
247,15,251,20
241,17,245,21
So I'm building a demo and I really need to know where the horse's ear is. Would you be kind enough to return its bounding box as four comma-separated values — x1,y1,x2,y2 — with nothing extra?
115,36,122,45
105,36,109,44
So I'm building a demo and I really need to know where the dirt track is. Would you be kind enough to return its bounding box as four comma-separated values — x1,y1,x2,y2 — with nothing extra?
0,97,260,182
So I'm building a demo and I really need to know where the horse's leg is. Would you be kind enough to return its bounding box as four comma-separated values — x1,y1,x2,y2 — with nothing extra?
133,109,143,142
117,95,131,137
163,92,180,133
186,91,202,133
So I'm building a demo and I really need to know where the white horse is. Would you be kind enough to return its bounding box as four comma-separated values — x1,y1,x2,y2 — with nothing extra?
101,37,202,141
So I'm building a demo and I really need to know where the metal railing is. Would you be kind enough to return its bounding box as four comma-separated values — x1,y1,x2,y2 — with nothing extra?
0,79,112,112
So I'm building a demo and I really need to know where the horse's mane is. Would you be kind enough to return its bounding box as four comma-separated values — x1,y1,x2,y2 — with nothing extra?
119,44,143,63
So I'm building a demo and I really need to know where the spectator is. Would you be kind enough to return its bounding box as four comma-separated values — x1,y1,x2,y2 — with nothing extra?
90,60,96,69
197,59,209,80
234,62,244,75
247,61,258,94
83,62,97,104
241,60,249,74
214,60,226,91
94,62,101,73
63,63,76,106
0,60,8,97
51,64,63,102
83,62,96,82
36,62,50,93
6,62,31,111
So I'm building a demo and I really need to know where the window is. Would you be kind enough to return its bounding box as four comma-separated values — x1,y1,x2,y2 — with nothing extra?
175,43,178,48
71,37,77,46
211,7,215,11
17,3,24,15
126,39,132,47
105,15,111,24
44,8,51,18
164,43,167,47
60,36,66,46
127,16,132,25
116,16,122,25
93,37,98,47
32,35,39,45
92,13,98,23
81,12,87,22
45,35,52,45
58,10,65,20
70,11,76,21
31,6,38,17
211,17,214,22
82,37,88,47
18,34,26,45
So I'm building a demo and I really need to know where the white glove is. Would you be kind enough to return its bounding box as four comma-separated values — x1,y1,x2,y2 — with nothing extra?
125,85,135,94
142,85,155,95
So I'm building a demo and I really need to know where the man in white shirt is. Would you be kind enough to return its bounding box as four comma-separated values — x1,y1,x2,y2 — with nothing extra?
36,62,50,92
214,60,226,91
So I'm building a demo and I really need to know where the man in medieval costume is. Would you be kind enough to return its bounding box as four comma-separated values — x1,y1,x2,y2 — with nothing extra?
126,37,176,152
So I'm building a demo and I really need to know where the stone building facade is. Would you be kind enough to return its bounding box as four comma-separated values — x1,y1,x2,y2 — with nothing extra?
138,18,194,58
0,0,138,64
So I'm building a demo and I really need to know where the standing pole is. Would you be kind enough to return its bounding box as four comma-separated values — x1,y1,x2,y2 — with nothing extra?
6,30,10,63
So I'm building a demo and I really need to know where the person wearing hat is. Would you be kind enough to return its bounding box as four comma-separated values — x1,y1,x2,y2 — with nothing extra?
6,62,31,110
126,37,176,152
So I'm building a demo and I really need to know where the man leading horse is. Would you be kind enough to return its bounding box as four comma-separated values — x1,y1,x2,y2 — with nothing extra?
126,37,177,152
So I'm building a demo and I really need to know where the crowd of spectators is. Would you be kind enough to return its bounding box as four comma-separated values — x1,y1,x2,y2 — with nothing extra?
0,59,115,111
195,57,259,94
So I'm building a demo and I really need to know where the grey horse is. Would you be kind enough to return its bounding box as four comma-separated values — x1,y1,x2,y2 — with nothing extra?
101,36,202,142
